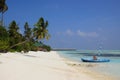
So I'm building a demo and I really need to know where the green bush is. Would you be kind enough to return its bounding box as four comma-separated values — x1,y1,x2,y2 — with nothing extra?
0,40,9,52
42,45,51,51
0,26,9,52
8,49,16,52
0,26,9,39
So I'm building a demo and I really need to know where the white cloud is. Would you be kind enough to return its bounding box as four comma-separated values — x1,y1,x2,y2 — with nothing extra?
57,29,99,38
77,30,86,37
57,29,74,36
77,30,98,37
66,29,74,36
88,32,98,37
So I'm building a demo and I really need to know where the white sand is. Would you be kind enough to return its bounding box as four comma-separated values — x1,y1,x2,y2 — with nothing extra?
0,51,114,80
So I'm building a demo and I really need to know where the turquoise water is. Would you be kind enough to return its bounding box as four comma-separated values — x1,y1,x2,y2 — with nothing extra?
58,50,120,79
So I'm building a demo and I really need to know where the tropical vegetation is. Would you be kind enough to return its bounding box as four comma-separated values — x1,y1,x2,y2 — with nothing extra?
0,18,51,53
0,0,8,26
0,0,51,53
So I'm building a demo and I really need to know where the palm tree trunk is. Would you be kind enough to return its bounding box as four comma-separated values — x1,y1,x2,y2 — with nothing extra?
9,36,35,49
9,40,29,49
1,12,3,26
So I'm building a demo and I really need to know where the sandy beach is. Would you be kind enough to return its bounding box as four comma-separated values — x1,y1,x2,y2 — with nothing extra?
0,51,114,80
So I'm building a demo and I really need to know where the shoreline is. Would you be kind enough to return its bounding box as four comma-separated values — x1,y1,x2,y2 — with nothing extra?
57,50,120,80
0,51,117,80
62,58,116,80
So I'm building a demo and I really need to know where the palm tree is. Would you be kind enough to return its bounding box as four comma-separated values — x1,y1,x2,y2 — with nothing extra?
8,21,23,49
33,17,50,41
8,22,31,49
9,17,50,49
24,22,32,40
23,22,33,52
0,0,8,26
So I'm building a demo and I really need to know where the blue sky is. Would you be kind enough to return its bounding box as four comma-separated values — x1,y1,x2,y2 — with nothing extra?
4,0,120,50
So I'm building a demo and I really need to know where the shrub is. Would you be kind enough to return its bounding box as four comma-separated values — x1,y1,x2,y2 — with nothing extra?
42,45,51,51
0,40,9,52
0,26,9,52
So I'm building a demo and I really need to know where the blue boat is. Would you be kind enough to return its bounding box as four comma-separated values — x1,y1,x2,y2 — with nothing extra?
81,58,110,62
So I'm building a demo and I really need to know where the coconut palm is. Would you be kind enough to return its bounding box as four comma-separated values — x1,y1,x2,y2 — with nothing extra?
33,17,50,41
0,0,8,26
8,22,32,49
8,21,23,50
24,22,32,40
9,18,50,50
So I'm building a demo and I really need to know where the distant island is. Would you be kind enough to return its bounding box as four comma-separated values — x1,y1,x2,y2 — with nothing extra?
52,48,76,51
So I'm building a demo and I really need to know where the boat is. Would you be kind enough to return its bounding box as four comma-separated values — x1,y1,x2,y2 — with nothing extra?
81,58,110,62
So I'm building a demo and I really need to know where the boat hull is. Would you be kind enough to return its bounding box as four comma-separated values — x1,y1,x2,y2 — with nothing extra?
81,58,110,62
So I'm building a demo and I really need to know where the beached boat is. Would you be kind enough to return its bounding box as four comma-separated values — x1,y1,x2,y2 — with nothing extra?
81,58,110,62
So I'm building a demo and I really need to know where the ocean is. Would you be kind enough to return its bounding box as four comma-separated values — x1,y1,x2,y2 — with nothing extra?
58,50,120,80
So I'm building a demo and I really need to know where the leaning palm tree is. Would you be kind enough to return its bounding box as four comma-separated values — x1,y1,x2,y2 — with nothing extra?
8,21,23,49
0,0,8,26
33,17,50,41
9,17,50,49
